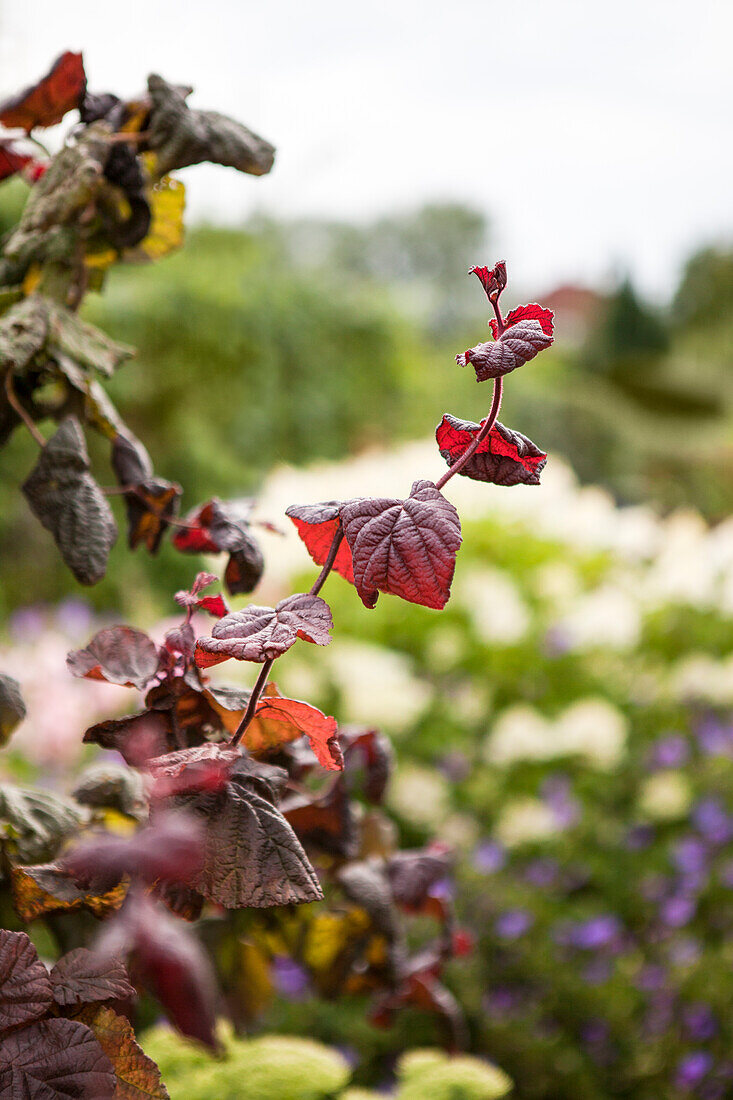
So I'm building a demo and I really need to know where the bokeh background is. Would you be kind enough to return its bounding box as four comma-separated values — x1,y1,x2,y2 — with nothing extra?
1,2,733,1097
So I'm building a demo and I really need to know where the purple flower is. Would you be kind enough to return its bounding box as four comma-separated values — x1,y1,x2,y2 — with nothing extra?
581,1019,609,1047
271,955,310,1000
562,915,622,950
495,909,533,940
672,837,708,876
472,840,505,874
695,715,733,757
428,876,454,901
9,604,46,643
660,895,696,928
55,597,94,639
649,733,690,769
693,799,733,845
683,1003,718,1041
635,964,666,992
676,1051,712,1089
523,858,559,888
668,937,702,966
483,986,521,1017
581,958,612,985
541,774,580,828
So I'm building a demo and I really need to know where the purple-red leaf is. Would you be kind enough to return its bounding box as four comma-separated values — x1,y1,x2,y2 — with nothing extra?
469,261,506,300
0,1017,115,1098
0,930,53,1035
342,727,394,803
170,778,323,908
97,892,219,1050
457,318,553,381
195,593,333,667
245,682,342,771
436,413,547,486
340,480,461,610
489,302,554,340
83,710,173,766
0,137,32,183
285,502,355,584
174,573,229,618
49,948,135,1009
67,626,159,689
0,51,86,132
172,499,264,595
110,434,182,555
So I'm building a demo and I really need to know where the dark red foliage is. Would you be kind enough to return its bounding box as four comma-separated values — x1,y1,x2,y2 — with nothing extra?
111,433,182,555
282,779,359,860
174,571,229,618
0,1017,116,1097
341,727,394,803
67,625,159,689
172,499,264,595
0,930,53,1033
340,480,461,610
0,137,32,183
195,593,333,666
250,683,342,771
98,891,219,1050
62,813,204,893
49,948,135,1008
0,51,86,131
456,317,553,381
436,413,547,486
285,501,355,584
469,261,506,300
489,301,555,340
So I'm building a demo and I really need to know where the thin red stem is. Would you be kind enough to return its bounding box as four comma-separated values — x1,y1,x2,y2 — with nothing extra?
228,526,344,748
4,370,46,448
435,376,504,491
230,658,274,748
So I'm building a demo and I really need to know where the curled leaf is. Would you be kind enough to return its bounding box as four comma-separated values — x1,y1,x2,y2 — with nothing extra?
436,413,547,486
11,862,126,923
0,783,86,864
67,625,159,689
22,417,117,586
469,261,506,300
456,318,553,381
0,51,86,131
340,480,461,610
246,682,342,771
195,593,333,667
146,74,275,177
173,498,264,595
111,433,182,554
0,672,26,746
489,302,554,340
286,501,355,584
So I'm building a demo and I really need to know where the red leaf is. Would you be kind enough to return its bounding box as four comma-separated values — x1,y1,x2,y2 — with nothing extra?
489,302,555,340
246,683,342,771
49,948,135,1009
0,930,53,1035
98,892,219,1050
83,709,173,766
0,137,32,183
62,813,204,892
67,626,159,689
0,1017,115,1097
342,728,394,803
285,501,355,585
111,433,182,554
173,499,264,595
469,261,506,299
386,847,453,912
282,779,359,859
195,593,333,667
340,480,461,610
0,52,86,132
174,572,229,618
456,318,553,381
436,413,547,486
146,742,240,783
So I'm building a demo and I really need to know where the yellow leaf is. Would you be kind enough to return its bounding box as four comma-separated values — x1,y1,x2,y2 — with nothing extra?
22,264,42,295
11,862,126,922
124,173,185,264
75,1005,169,1100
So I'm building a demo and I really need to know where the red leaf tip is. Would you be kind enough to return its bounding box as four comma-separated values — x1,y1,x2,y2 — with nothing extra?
469,261,507,300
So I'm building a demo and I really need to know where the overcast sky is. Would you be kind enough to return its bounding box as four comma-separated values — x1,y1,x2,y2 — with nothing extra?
0,0,730,300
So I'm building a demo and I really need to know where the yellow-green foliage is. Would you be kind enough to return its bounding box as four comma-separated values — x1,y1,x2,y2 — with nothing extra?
143,1027,350,1100
396,1048,512,1100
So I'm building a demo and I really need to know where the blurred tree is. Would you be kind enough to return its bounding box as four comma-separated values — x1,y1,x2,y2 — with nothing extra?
584,278,669,378
673,246,733,330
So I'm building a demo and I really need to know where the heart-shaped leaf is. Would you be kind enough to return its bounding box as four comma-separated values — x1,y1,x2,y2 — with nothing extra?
0,930,53,1034
285,501,355,584
67,625,159,689
22,417,118,586
50,948,135,1009
195,593,333,667
436,413,547,485
340,480,461,610
73,1005,169,1100
456,318,553,381
172,779,323,908
0,1017,115,1098
0,51,86,131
